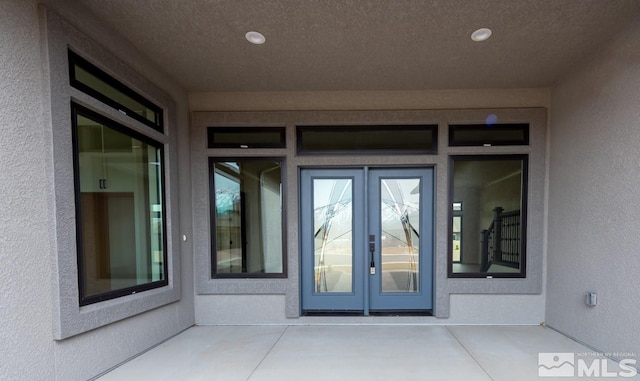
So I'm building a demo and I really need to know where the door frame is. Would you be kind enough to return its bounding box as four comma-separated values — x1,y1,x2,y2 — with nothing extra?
299,166,434,316
299,168,366,312
368,168,434,314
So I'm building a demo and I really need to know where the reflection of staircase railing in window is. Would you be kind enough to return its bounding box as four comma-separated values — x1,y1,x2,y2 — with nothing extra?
480,207,521,272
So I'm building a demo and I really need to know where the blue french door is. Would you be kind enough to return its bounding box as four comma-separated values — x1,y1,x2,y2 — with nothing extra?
300,168,433,314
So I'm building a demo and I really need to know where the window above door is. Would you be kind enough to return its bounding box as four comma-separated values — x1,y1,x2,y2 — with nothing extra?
297,125,437,155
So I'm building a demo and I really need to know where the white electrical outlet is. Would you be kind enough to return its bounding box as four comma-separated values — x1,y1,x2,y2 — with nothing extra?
585,292,597,307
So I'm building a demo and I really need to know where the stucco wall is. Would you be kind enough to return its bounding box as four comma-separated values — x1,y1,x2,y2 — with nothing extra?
0,1,56,379
190,88,550,112
192,106,547,325
1,1,194,379
547,16,640,358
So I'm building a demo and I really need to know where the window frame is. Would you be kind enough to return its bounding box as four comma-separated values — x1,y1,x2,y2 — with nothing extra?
207,126,286,149
46,9,181,339
452,211,463,263
69,49,164,132
208,157,288,279
448,124,529,147
71,102,169,306
447,154,529,279
296,125,438,155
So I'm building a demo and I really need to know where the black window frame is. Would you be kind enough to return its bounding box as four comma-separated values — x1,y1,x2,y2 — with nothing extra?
71,102,169,306
209,157,288,279
69,50,164,132
207,126,286,149
447,154,528,279
296,125,438,155
449,124,529,147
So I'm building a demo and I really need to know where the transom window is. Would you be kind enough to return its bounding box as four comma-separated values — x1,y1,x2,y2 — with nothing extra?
297,125,438,154
69,50,163,132
449,124,529,147
207,127,286,149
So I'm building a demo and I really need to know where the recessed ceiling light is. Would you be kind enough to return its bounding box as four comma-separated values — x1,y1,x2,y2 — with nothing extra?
245,31,266,45
471,28,492,42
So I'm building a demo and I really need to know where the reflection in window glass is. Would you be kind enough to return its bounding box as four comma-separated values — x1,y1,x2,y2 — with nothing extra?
452,215,462,262
380,178,420,293
450,156,527,277
73,104,166,305
211,159,284,277
313,179,353,293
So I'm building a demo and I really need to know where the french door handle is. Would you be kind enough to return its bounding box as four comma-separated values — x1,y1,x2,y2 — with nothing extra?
369,235,376,274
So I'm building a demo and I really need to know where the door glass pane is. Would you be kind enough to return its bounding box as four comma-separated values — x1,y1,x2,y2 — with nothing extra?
380,178,420,293
313,179,353,293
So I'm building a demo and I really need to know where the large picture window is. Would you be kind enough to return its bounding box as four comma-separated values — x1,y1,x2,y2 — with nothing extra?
449,155,528,278
72,103,167,305
209,158,286,278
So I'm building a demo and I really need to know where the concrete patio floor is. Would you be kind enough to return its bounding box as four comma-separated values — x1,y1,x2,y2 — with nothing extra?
96,325,639,380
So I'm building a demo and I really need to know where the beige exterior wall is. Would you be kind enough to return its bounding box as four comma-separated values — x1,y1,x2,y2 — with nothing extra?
1,1,194,379
3,0,639,378
190,88,550,111
547,16,640,360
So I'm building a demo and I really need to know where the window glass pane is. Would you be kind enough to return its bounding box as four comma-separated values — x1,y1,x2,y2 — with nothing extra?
452,215,462,262
449,124,529,146
380,178,420,293
207,127,286,148
211,159,284,277
73,104,166,304
313,178,353,293
297,125,437,154
70,51,163,131
450,156,527,277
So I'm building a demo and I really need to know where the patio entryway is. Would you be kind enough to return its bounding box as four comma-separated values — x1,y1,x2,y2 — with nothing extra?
96,325,639,380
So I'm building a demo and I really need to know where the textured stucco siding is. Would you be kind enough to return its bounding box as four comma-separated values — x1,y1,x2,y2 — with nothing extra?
0,1,56,380
547,16,640,359
192,107,546,324
1,1,194,380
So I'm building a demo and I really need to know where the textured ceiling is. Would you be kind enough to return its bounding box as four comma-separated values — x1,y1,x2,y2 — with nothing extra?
77,0,640,92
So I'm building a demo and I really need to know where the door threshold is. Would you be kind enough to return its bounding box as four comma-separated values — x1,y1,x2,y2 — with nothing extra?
369,310,433,317
302,310,433,317
302,310,364,317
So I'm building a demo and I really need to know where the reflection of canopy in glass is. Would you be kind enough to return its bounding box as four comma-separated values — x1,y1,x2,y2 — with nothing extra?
312,178,420,293
381,179,420,292
215,189,239,213
314,179,352,292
